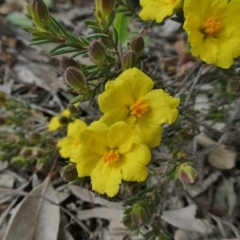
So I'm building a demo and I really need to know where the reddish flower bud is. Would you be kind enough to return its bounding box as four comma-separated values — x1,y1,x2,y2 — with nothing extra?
67,104,78,114
130,35,144,55
122,50,138,70
32,148,44,158
130,202,150,226
95,0,115,17
29,132,42,141
20,148,33,158
58,115,69,125
60,164,78,182
65,67,86,91
34,0,50,21
88,40,106,65
177,163,198,185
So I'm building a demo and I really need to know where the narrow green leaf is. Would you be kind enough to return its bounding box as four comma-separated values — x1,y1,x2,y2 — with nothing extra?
51,17,72,40
88,25,103,31
86,33,109,39
22,26,36,32
70,95,83,104
84,20,99,28
50,47,79,56
31,31,52,38
70,50,88,59
112,28,118,46
27,39,53,45
42,19,60,37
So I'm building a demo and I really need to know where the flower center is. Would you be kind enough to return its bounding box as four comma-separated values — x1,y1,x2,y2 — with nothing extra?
74,139,80,147
204,17,222,35
102,150,120,163
130,98,149,120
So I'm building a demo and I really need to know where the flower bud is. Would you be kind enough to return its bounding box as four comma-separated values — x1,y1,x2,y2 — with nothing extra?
122,50,138,70
32,148,44,158
29,131,42,141
130,202,150,226
20,148,33,157
60,58,81,72
88,40,106,65
60,164,78,182
58,115,69,125
130,35,144,55
65,67,86,91
11,156,26,165
67,104,78,114
177,163,198,185
95,0,115,17
227,77,240,95
34,0,50,21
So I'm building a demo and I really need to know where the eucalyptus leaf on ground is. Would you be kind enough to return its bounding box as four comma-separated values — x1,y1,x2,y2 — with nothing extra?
3,180,60,240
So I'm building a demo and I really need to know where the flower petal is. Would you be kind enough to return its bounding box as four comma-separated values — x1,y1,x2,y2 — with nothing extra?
72,146,101,177
98,80,133,113
143,89,180,124
120,144,151,182
58,137,77,158
139,0,182,23
99,108,132,126
108,121,141,153
61,109,71,118
135,119,162,148
91,160,122,197
48,116,61,131
117,68,154,101
67,119,87,138
80,121,109,154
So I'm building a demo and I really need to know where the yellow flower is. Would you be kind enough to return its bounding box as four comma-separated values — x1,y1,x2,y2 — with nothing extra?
71,121,151,197
98,68,180,148
48,109,71,132
57,119,87,158
139,0,183,23
183,0,240,68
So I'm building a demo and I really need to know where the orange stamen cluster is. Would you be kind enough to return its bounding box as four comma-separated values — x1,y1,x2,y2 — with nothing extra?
130,98,149,121
74,139,80,147
204,17,222,35
102,150,120,163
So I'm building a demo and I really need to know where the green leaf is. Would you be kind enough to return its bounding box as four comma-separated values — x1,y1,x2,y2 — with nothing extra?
86,33,109,39
70,95,83,104
49,46,79,56
84,20,100,28
87,25,103,31
112,28,118,46
22,26,37,32
114,5,131,44
28,39,53,45
6,12,32,27
70,50,88,59
42,19,60,37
